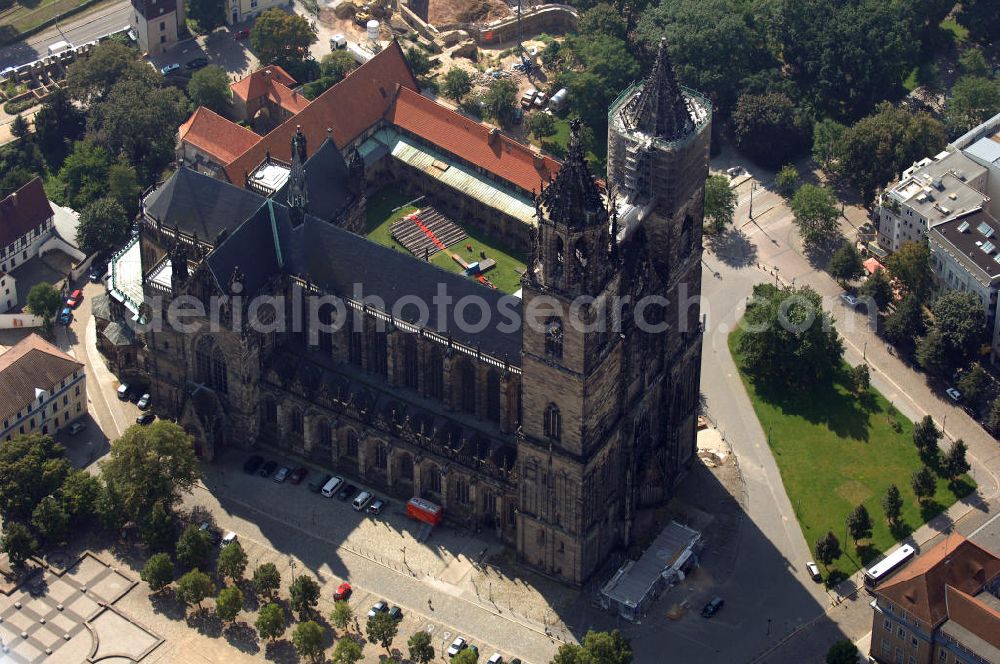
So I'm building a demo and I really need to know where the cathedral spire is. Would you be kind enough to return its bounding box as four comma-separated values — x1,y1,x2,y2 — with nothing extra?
535,120,607,230
623,37,693,140
288,125,308,225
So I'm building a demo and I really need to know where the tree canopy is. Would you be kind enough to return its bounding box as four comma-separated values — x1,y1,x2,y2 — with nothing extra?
560,34,639,131
76,197,130,257
789,184,840,245
176,569,215,609
0,434,69,521
175,524,212,570
550,629,633,664
66,41,158,104
367,611,398,653
481,77,519,129
218,539,249,583
188,66,232,116
704,174,737,233
826,639,860,664
732,92,811,167
828,242,863,286
292,621,326,662
948,76,1000,136
930,291,987,369
141,552,174,593
250,9,317,71
442,67,472,102
215,586,244,623
58,140,112,210
887,241,932,301
255,602,287,641
289,574,321,620
26,283,64,330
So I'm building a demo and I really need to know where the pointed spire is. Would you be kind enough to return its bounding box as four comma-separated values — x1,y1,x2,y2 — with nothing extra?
623,37,693,140
536,119,607,229
288,125,308,224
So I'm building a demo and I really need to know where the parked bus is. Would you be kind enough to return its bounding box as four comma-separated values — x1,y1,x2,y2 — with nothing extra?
406,497,443,526
863,544,916,590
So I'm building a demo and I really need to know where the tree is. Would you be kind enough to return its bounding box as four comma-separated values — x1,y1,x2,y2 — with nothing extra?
250,9,316,70
366,611,398,653
27,283,63,331
957,0,1000,43
442,67,472,102
527,112,557,141
330,600,353,633
882,484,903,527
176,569,215,610
815,531,841,566
141,552,174,593
320,51,357,80
76,197,130,257
561,34,638,130
578,3,627,40
846,504,873,545
737,283,844,388
988,396,1000,435
59,470,101,525
581,629,633,664
790,184,840,245
912,466,937,504
883,294,925,350
31,495,69,546
957,364,989,407
10,114,30,140
828,242,863,286
187,0,225,32
0,434,70,521
452,650,479,664
66,41,157,103
96,480,127,532
58,141,112,210
912,415,941,454
887,241,932,301
1,522,37,567
187,66,232,116
732,92,811,168
0,166,35,200
331,637,362,664
33,88,85,165
481,77,519,129
916,329,952,378
775,164,800,198
293,620,326,663
108,160,141,219
255,602,287,641
948,76,1000,135
404,46,435,80
289,574,321,620
826,639,860,664
860,268,893,312
175,524,212,570
850,363,870,394
139,502,176,552
812,119,846,172
408,630,435,664
932,291,987,368
218,539,248,584
215,586,244,623
958,48,990,78
252,562,281,600
704,174,736,234
836,103,947,202
100,420,199,523
944,440,970,481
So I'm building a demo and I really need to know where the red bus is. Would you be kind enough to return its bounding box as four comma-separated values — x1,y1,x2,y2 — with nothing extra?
407,497,443,526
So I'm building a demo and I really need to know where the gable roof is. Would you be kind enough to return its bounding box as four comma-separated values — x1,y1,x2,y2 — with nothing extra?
178,106,261,165
0,178,53,249
143,167,265,246
387,86,560,194
877,535,1000,626
0,333,83,423
944,585,1000,650
231,65,298,102
274,136,354,221
224,41,419,184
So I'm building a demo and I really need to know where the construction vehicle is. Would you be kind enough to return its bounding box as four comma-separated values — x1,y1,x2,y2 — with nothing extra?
355,0,391,26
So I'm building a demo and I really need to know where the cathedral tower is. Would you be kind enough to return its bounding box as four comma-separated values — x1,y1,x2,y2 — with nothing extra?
288,125,308,226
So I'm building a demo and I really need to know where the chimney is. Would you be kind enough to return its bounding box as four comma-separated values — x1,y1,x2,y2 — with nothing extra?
488,127,499,146
264,69,272,78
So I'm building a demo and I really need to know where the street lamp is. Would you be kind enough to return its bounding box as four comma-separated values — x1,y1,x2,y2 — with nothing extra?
749,182,758,220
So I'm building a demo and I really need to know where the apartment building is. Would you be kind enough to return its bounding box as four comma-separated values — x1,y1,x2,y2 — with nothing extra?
130,0,185,56
0,333,87,441
226,0,290,25
869,535,1000,664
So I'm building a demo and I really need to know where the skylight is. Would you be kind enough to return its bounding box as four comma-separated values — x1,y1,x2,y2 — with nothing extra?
957,221,970,233
982,241,995,254
978,222,994,238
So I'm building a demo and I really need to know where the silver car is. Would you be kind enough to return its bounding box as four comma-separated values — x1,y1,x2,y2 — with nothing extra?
273,466,291,483
447,636,467,657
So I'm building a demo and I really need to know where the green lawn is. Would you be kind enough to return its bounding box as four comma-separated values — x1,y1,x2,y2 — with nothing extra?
728,329,975,582
537,118,605,171
940,18,969,44
364,188,527,294
0,0,112,41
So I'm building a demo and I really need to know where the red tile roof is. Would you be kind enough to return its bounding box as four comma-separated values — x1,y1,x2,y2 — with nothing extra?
230,65,297,102
0,178,52,249
877,535,1000,626
179,106,262,165
224,41,419,184
944,586,1000,650
387,86,560,194
0,333,83,423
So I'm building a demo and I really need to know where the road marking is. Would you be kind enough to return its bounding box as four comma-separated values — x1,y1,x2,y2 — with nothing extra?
968,509,1000,539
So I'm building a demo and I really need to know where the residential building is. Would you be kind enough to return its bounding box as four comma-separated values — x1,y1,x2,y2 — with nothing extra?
0,333,87,441
869,534,1000,664
106,38,710,586
226,0,289,25
130,0,185,56
961,118,1000,221
178,107,260,176
229,65,309,129
0,178,54,280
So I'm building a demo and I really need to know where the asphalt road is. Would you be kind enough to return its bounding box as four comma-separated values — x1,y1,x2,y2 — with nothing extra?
0,0,130,71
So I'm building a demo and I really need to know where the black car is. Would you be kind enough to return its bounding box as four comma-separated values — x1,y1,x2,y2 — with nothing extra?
244,455,265,474
258,460,278,477
337,484,358,501
701,597,724,618
136,412,155,425
388,606,402,621
186,57,209,70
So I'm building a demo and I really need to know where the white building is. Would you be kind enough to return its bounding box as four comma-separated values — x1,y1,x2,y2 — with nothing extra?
0,333,87,440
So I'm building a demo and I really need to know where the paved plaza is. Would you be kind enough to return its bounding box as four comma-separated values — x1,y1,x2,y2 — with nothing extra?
1,553,162,664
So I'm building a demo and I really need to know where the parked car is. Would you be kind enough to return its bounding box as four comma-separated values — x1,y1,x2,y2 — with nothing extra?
946,387,962,402
258,460,278,477
89,262,106,282
185,57,208,70
337,484,358,501
199,522,221,544
57,307,72,325
66,422,85,435
701,597,725,618
289,467,308,485
66,289,83,308
137,393,151,410
367,600,388,618
309,473,333,493
160,63,180,75
839,293,859,308
352,490,373,511
447,637,468,657
234,28,250,39
806,561,821,582
244,455,264,474
367,498,386,515
487,654,504,664
221,531,237,548
387,605,402,621
273,466,291,483
136,412,155,425
117,383,130,400
334,582,352,601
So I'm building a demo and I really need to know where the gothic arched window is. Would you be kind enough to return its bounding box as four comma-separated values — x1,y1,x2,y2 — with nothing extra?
486,369,501,423
403,334,419,390
345,430,359,458
544,403,561,441
427,345,444,400
263,396,277,424
289,407,303,434
458,359,476,414
195,336,228,395
545,318,563,359
374,443,388,470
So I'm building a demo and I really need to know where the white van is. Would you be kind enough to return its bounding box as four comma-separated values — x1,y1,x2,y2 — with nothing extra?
47,40,72,56
352,491,372,511
321,475,344,498
330,34,347,50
